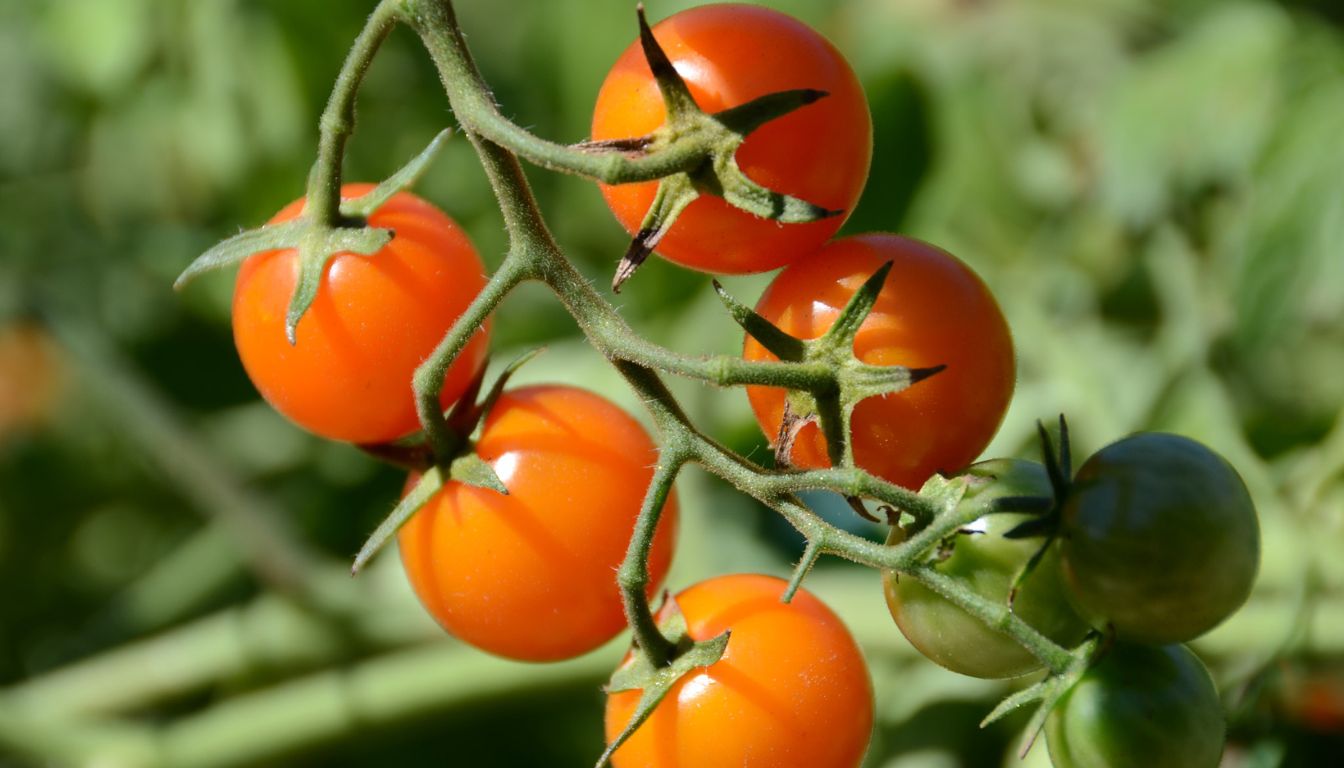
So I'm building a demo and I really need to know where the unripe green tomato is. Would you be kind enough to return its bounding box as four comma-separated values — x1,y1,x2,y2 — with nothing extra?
1045,643,1225,768
883,460,1089,679
1059,433,1259,644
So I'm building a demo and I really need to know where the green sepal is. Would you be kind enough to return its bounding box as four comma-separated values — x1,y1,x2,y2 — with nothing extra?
635,5,698,121
1036,417,1073,499
823,260,894,348
983,634,1101,757
445,347,546,438
712,280,804,361
991,495,1055,515
447,452,507,494
351,465,444,575
781,538,823,603
282,224,397,344
698,150,840,223
980,677,1051,728
173,219,308,290
612,175,698,292
714,88,828,137
340,129,452,218
1006,534,1058,607
1003,515,1058,540
597,596,731,768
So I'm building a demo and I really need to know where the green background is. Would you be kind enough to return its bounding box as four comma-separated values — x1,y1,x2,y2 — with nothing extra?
2,0,1343,765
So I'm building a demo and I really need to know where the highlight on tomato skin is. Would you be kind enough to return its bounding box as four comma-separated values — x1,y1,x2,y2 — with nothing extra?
398,384,678,662
591,3,873,275
604,573,874,768
231,183,490,444
744,234,1016,490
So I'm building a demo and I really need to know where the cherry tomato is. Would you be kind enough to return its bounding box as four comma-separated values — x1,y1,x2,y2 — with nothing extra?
398,385,678,662
744,235,1015,489
1059,432,1259,644
232,184,489,444
1046,643,1225,768
604,574,873,768
884,460,1089,679
591,4,872,274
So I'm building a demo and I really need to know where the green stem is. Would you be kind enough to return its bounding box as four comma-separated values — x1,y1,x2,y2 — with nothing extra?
306,1,400,225
613,437,686,667
411,252,531,459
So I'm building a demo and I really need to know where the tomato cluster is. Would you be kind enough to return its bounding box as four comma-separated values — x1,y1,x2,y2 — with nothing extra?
211,4,1262,767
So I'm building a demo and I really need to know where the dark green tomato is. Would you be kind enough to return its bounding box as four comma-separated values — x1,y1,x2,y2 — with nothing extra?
1060,432,1259,644
883,460,1089,679
1046,643,1225,768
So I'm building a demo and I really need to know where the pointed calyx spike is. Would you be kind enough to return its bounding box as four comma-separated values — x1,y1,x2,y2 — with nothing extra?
1037,418,1073,499
636,4,698,120
596,596,730,768
613,175,698,292
713,281,804,361
824,260,894,347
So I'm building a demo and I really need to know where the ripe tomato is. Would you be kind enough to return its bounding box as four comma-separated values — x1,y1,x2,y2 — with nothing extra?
591,3,872,274
744,235,1015,489
604,574,873,768
1046,643,1225,768
883,460,1089,679
232,184,489,444
1059,432,1259,644
398,385,678,662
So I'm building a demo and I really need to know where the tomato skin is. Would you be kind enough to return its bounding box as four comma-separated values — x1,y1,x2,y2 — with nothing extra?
883,460,1089,679
604,574,873,768
398,385,677,662
1060,432,1259,644
744,235,1015,489
1045,643,1225,768
232,184,489,444
591,3,872,274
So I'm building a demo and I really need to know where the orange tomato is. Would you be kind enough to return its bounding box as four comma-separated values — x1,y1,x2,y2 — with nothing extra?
591,4,871,274
232,184,489,444
605,574,873,767
744,235,1015,489
398,385,678,662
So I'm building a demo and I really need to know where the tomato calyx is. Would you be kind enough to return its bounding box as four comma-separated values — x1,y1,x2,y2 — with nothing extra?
597,594,731,768
175,130,453,343
717,263,946,472
595,7,839,291
349,349,547,575
981,632,1103,757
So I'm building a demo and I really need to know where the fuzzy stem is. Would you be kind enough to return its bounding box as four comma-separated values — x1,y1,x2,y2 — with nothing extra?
307,1,400,225
615,447,686,667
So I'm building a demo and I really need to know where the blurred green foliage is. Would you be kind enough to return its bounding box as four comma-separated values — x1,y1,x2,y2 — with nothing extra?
2,0,1343,766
